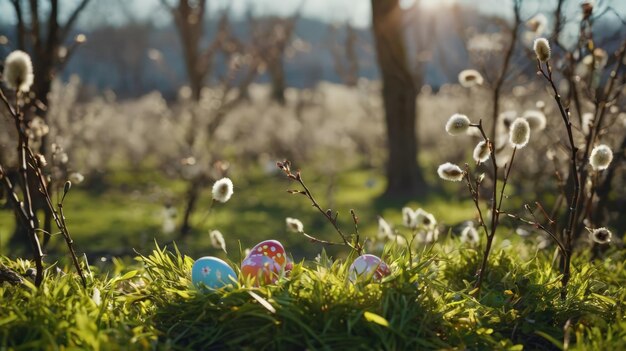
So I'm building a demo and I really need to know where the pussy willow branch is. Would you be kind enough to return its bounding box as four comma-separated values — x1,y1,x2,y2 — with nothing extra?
497,147,517,215
299,231,342,246
500,208,567,256
0,88,44,286
0,164,43,285
278,160,363,255
537,60,578,299
27,149,87,288
468,120,501,294
579,171,598,224
576,40,626,227
56,198,87,287
463,164,489,241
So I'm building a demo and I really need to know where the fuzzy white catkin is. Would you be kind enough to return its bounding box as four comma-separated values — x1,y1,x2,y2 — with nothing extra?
3,50,34,92
210,230,227,252
285,217,304,233
211,177,233,203
69,172,85,184
589,144,613,171
377,216,393,240
526,13,547,34
402,207,418,229
590,227,612,244
445,114,471,135
458,69,484,88
522,110,547,131
460,225,479,244
473,140,490,163
533,38,551,62
437,162,464,182
415,209,436,229
509,118,530,148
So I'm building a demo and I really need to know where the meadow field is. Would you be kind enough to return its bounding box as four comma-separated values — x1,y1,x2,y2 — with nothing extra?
1,0,625,349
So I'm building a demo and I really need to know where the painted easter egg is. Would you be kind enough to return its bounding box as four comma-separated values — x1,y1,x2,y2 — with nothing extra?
284,258,294,277
348,254,391,283
191,256,237,289
248,240,286,266
284,259,293,272
241,254,281,285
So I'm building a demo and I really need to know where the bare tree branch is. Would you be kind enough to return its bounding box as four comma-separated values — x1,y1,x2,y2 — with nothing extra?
59,0,92,43
9,0,26,50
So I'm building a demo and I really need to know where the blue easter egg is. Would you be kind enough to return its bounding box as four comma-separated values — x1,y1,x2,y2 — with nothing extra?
191,256,237,289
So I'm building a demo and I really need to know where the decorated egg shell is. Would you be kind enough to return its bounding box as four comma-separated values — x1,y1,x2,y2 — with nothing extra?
248,240,286,266
241,254,282,285
283,258,294,277
348,254,391,283
191,256,237,289
284,258,293,272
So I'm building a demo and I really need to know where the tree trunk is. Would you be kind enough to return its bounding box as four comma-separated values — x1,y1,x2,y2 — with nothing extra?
371,0,425,197
179,179,201,239
269,57,286,105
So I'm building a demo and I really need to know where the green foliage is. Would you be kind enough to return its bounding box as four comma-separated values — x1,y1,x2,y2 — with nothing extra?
0,168,475,259
1,241,624,350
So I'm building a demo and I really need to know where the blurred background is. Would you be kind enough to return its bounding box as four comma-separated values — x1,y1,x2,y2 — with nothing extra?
0,0,625,263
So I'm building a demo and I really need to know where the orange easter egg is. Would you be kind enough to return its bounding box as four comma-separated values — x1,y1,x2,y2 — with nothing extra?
241,254,281,285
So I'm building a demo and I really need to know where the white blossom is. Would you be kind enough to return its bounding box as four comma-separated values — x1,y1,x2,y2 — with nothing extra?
589,144,613,171
533,38,551,62
437,162,464,182
377,216,393,240
445,114,471,135
458,69,484,88
589,227,612,244
286,217,304,233
473,140,490,163
212,177,233,203
509,118,531,148
460,224,479,245
3,50,34,92
210,230,227,253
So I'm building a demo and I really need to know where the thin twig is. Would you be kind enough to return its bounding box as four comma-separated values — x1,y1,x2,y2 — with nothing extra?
278,160,363,255
299,231,342,246
471,119,500,294
463,164,489,240
27,151,87,288
500,208,567,256
0,164,44,286
2,89,45,286
537,60,580,299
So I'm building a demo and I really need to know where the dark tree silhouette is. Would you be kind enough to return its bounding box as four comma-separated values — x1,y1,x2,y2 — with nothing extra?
371,0,426,197
6,0,91,251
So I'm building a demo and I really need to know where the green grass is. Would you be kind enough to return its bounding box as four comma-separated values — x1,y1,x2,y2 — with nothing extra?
2,166,623,349
1,166,475,261
1,241,624,350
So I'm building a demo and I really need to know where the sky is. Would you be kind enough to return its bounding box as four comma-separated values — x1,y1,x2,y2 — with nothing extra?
0,0,625,30
0,0,492,29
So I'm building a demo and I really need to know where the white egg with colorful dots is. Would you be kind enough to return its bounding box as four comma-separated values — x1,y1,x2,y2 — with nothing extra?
348,254,391,283
248,240,286,266
191,256,237,289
